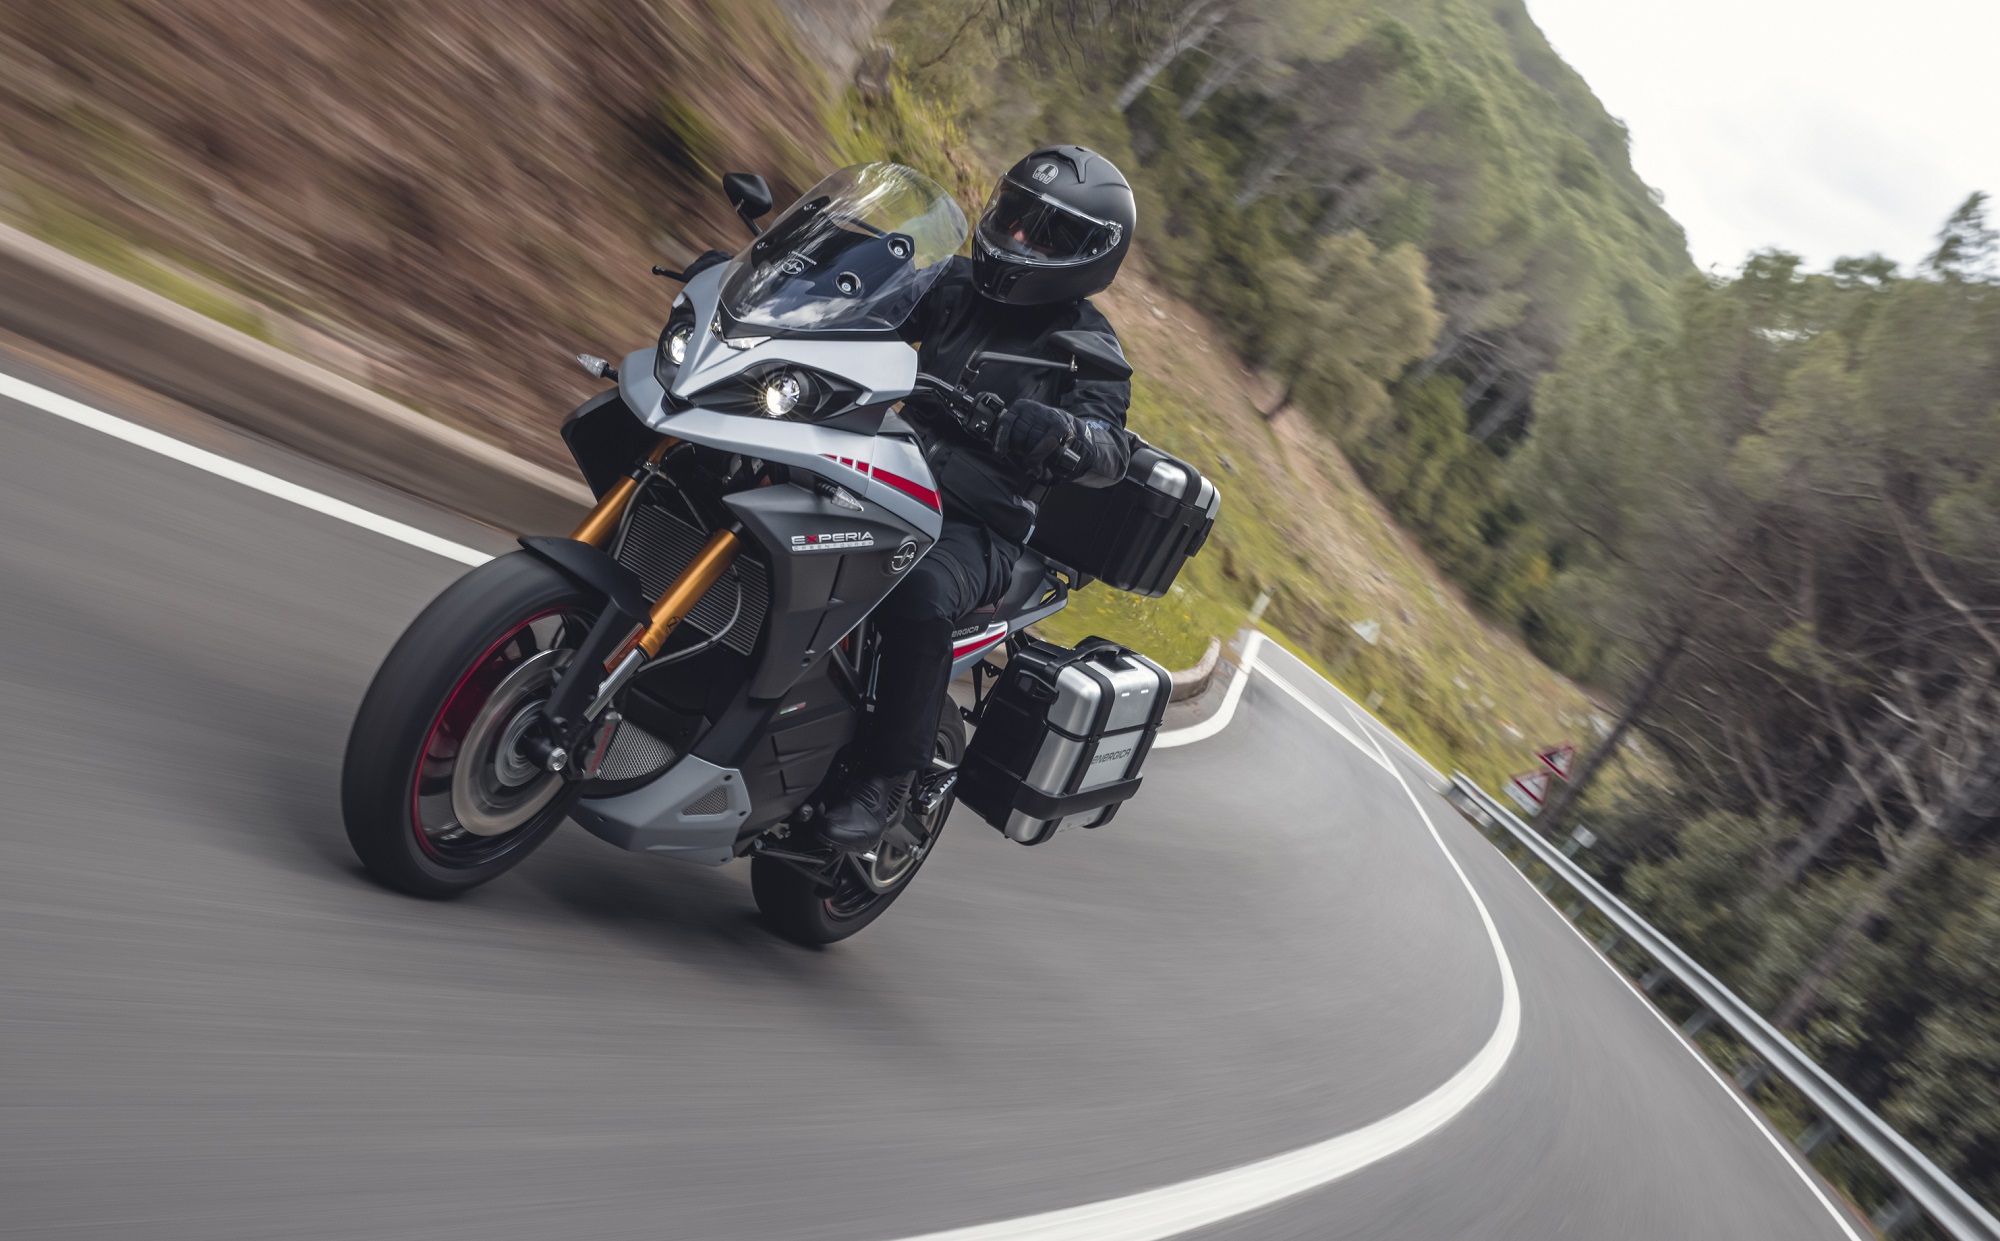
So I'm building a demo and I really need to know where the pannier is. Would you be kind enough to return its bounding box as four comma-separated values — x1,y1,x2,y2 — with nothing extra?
956,637,1172,846
1029,443,1220,597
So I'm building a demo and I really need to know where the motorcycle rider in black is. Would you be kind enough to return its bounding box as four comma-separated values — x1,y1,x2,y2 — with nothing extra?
819,145,1140,852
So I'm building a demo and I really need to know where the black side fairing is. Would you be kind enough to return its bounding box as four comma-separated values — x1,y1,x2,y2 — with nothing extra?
562,389,658,498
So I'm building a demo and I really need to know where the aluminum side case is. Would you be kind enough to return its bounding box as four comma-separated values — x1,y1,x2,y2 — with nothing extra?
956,638,1172,846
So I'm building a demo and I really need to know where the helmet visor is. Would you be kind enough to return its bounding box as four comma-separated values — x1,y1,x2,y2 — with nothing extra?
976,179,1121,267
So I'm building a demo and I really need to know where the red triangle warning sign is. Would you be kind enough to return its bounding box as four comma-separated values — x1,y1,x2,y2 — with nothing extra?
1538,744,1577,780
1506,769,1551,813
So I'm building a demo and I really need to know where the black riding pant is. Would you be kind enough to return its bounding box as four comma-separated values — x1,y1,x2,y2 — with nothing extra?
865,519,1019,775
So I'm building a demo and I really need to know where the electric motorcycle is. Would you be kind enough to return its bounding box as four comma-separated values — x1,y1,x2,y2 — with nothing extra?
340,162,1148,943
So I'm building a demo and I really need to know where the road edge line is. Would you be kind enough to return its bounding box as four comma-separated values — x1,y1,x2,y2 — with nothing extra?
878,638,1521,1241
2,371,493,567
1152,631,1265,749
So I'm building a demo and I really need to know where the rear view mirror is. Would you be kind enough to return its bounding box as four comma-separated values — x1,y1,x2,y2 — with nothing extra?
722,172,773,237
1050,329,1133,382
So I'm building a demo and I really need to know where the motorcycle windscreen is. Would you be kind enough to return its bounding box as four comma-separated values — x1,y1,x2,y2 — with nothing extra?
718,162,968,334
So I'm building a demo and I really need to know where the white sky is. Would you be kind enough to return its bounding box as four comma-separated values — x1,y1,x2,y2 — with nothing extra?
1523,0,2000,275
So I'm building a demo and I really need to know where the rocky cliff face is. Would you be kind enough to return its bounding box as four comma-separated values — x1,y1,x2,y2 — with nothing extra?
780,0,895,84
0,2,846,465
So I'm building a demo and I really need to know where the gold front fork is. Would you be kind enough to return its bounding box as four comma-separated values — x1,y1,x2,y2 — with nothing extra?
569,437,678,549
631,529,740,660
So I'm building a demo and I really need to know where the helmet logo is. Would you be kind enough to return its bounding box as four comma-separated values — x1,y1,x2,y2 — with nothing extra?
1031,163,1059,185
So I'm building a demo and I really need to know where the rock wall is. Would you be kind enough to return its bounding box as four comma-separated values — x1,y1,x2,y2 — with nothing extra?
781,0,895,85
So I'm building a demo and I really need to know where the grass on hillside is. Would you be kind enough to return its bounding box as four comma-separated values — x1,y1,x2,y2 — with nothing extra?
7,185,272,344
1030,273,1609,792
0,38,1610,795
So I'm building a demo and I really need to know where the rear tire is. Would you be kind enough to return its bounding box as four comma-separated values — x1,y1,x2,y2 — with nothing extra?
342,552,595,898
751,702,966,945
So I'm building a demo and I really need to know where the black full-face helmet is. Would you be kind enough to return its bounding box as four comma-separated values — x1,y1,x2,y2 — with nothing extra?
971,145,1136,305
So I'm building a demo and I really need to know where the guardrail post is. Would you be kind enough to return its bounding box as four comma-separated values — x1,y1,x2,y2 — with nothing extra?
1595,931,1622,955
1873,1190,1921,1237
1444,771,2000,1241
1734,1057,1769,1093
1799,1118,1837,1156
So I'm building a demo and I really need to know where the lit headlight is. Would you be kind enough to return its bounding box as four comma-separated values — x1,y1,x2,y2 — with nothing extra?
760,372,803,418
667,322,693,366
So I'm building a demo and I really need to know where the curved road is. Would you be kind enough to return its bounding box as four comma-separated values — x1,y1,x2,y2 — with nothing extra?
0,354,1858,1240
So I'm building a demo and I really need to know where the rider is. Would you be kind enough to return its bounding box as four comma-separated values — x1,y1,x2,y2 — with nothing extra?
819,145,1139,852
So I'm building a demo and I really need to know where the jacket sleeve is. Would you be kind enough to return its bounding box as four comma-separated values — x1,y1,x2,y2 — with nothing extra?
897,255,966,347
1054,306,1134,488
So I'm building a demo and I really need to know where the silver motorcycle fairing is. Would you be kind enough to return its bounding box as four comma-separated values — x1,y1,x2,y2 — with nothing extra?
579,263,1076,862
617,265,942,541
569,754,751,865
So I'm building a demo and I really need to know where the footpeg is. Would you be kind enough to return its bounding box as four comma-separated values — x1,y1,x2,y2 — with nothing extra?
913,769,958,817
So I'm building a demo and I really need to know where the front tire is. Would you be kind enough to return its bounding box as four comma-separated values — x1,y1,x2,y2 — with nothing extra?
751,702,966,945
342,553,596,898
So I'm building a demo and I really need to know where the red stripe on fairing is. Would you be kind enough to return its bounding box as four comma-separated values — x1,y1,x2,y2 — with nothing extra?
818,453,942,512
953,627,1007,658
869,465,942,511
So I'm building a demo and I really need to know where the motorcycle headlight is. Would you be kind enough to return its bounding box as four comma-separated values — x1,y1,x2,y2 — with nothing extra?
667,322,693,366
686,363,858,421
759,372,804,418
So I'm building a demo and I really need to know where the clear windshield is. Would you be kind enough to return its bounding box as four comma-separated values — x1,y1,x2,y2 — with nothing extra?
718,163,968,334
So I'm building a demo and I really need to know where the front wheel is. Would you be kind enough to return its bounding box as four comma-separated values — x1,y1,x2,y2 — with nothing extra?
341,553,597,898
751,702,966,945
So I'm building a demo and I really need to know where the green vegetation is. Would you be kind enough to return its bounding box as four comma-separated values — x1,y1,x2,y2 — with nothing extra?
1527,208,2000,1213
888,0,1692,670
15,0,1998,1213
9,185,271,342
879,4,2000,1211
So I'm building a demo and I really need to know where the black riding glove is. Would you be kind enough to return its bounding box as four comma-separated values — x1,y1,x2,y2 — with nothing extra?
995,398,1078,474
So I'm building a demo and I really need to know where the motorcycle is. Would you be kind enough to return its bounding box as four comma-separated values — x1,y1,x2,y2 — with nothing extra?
341,162,1214,943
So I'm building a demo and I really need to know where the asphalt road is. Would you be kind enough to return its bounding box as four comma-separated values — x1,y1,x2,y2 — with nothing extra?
0,359,1860,1240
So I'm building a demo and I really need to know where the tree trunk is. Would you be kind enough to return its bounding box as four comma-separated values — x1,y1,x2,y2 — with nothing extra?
1469,384,1529,443
1770,825,1944,1031
1116,0,1229,111
1178,45,1252,117
1758,730,1921,895
1541,626,1689,831
1261,374,1297,421
1233,131,1302,207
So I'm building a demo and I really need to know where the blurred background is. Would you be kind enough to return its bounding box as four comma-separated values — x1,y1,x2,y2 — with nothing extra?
2,0,1997,1233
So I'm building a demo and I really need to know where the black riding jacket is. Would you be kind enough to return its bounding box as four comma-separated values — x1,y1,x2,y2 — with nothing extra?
898,257,1133,542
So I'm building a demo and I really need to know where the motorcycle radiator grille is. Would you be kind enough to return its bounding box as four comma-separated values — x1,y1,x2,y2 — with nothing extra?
614,503,769,656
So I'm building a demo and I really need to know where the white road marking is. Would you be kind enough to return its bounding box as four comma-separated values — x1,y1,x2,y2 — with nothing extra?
0,371,494,566
1260,643,1444,783
1422,711,1866,1241
1152,631,1265,748
1253,661,1390,772
7,362,1848,1239
882,640,1522,1241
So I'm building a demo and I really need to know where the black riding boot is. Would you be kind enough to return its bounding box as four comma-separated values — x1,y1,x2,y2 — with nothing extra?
820,770,916,853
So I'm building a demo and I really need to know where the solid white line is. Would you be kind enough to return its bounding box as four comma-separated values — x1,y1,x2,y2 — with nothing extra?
1261,643,1446,784
17,359,1819,1237
1253,661,1390,773
881,644,1521,1241
1152,630,1265,748
0,371,493,566
1468,791,1868,1241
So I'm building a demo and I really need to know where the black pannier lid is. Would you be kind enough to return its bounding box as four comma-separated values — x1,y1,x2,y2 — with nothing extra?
1029,443,1220,597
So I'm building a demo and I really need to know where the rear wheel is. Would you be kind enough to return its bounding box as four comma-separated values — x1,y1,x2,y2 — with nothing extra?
341,553,596,898
751,702,966,945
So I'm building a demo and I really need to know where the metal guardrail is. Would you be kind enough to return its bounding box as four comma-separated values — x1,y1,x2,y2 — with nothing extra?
1446,772,2000,1241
